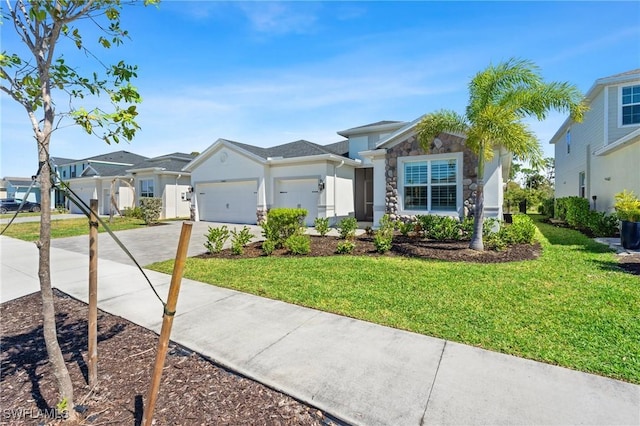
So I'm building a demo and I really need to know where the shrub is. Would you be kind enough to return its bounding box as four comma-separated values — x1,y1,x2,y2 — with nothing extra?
261,239,277,256
314,217,330,236
337,217,358,239
431,216,462,241
482,217,499,237
336,240,355,254
230,226,253,255
556,196,590,228
204,225,230,254
614,190,640,222
374,215,395,253
540,197,555,217
500,214,536,245
262,208,307,248
140,197,162,224
284,233,311,255
122,206,143,219
396,219,413,237
484,231,507,251
586,211,619,237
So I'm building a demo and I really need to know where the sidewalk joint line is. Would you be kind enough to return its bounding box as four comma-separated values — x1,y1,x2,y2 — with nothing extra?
421,340,447,426
245,311,322,364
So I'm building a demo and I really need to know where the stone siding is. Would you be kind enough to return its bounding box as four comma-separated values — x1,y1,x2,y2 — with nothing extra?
384,133,479,220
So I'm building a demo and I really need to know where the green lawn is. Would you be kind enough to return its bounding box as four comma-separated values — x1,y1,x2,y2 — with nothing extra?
1,217,147,241
148,215,640,384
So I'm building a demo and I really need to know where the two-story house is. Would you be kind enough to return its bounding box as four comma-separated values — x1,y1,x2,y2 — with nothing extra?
551,69,640,213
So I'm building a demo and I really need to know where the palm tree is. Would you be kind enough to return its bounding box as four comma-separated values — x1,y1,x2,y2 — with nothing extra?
416,58,586,251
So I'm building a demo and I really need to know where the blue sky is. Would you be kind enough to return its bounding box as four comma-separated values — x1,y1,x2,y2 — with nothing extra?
1,1,639,177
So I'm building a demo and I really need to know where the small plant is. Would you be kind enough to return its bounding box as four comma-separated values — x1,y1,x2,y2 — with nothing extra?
500,214,536,245
336,240,356,254
262,208,307,248
364,226,374,236
337,217,358,239
230,226,253,255
261,239,277,255
204,225,230,254
122,206,143,219
396,219,414,237
140,197,162,224
614,190,640,222
374,214,395,253
284,233,311,255
314,217,330,236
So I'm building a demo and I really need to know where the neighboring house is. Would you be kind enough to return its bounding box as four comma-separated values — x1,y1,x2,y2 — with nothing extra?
0,177,41,203
53,150,194,219
183,139,360,226
551,69,640,214
186,117,509,226
126,152,194,219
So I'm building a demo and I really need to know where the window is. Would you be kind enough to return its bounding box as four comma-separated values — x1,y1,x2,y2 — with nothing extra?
622,85,640,125
140,179,154,198
579,172,586,198
566,129,571,154
402,156,458,212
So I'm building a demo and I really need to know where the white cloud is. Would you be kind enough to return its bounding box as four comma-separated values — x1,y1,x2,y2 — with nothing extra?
237,2,321,35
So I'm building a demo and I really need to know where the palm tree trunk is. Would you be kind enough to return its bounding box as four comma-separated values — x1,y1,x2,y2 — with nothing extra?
470,147,485,251
37,137,77,419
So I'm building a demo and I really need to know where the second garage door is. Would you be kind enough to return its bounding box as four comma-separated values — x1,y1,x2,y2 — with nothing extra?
275,179,319,225
197,181,257,224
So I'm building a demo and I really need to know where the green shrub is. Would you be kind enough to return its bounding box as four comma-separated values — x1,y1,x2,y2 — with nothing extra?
261,239,277,256
337,217,358,239
374,215,395,253
556,196,590,228
586,211,619,237
482,217,499,237
396,219,413,237
284,233,311,255
336,240,356,254
500,214,536,245
122,206,143,219
140,197,162,224
262,208,307,248
314,217,330,236
614,190,640,222
540,197,555,217
204,225,230,254
416,215,463,241
484,231,507,251
230,226,253,255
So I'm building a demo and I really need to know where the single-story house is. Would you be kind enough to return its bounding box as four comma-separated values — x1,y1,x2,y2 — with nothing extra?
53,150,194,219
551,69,640,213
185,116,509,226
183,139,360,226
126,152,194,219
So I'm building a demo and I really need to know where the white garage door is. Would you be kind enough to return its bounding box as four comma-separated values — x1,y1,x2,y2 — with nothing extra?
197,181,257,224
68,184,96,214
275,179,319,226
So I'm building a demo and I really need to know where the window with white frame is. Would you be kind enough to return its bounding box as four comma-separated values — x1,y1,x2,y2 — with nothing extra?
622,85,640,125
578,172,586,198
401,156,459,212
140,179,154,198
566,129,571,154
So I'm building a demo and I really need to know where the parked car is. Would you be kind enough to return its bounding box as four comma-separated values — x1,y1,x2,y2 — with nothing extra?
0,198,41,214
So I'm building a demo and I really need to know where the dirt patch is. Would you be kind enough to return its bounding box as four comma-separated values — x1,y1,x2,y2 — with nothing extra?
0,291,328,425
618,255,640,275
196,234,542,264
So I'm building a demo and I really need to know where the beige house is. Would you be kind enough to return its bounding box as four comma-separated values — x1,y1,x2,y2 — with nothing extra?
551,69,640,213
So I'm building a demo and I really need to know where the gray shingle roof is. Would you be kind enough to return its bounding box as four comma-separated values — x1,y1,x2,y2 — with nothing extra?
343,120,404,131
225,139,351,160
50,157,77,166
128,154,196,173
86,150,148,165
81,163,132,177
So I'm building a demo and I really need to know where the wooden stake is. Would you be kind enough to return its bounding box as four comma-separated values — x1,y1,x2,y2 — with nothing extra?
88,199,98,387
143,222,193,426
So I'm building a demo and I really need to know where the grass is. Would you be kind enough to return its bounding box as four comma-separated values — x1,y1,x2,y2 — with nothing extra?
1,217,147,241
148,215,640,384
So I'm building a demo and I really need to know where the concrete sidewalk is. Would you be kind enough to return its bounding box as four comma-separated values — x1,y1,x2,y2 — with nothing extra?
1,235,639,426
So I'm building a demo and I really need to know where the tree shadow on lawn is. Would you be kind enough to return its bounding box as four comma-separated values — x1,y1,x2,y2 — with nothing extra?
0,291,126,412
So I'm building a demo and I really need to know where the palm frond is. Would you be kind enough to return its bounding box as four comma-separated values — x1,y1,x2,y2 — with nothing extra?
416,110,468,149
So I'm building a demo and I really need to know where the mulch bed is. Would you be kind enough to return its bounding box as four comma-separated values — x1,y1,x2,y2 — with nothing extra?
0,290,328,426
197,234,543,264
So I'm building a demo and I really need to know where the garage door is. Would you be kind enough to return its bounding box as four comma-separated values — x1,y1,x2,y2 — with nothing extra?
68,184,96,214
275,179,319,226
197,181,257,224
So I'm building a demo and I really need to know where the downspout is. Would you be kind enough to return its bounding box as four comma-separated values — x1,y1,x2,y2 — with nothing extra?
334,160,344,222
175,174,181,219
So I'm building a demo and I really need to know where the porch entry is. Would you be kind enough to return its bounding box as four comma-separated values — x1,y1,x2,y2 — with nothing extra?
355,168,373,222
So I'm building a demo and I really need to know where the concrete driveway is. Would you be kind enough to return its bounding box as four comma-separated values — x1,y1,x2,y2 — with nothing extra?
51,221,263,266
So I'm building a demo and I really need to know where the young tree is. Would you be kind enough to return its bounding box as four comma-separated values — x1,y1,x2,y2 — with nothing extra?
416,58,586,251
1,0,156,417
